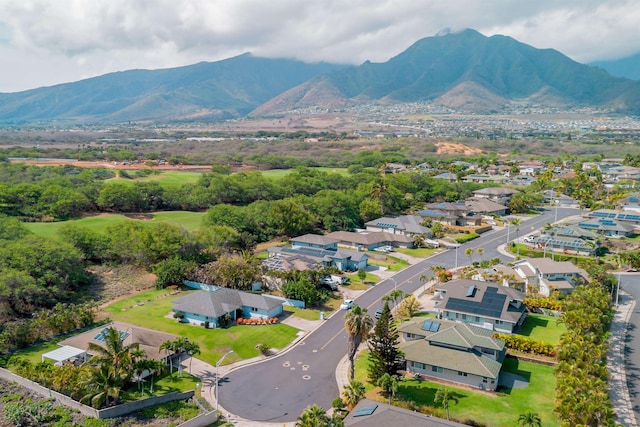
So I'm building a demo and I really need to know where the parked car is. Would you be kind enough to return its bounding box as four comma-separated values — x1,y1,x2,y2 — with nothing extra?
524,235,537,243
340,299,355,310
319,277,338,291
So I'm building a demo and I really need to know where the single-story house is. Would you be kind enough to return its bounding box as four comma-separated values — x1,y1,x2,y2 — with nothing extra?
365,215,432,237
586,209,640,226
567,217,636,237
542,190,577,206
267,242,369,272
59,322,178,363
535,235,595,256
290,234,339,251
399,318,506,391
325,230,415,251
509,175,537,187
464,197,509,216
471,187,520,206
434,279,527,334
512,258,589,297
417,202,481,227
462,174,505,184
432,172,458,182
344,399,467,426
172,288,284,327
548,225,599,241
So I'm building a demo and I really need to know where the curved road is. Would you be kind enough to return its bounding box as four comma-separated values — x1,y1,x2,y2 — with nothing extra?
220,208,579,422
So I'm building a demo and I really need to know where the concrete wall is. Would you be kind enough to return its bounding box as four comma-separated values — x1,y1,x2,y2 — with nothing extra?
98,391,194,418
176,410,219,427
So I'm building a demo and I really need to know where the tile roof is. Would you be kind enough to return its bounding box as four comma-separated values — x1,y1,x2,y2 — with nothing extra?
290,233,340,246
344,399,466,426
398,319,504,351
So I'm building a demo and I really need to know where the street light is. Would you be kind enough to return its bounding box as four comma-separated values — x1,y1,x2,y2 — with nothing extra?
454,245,458,269
215,350,234,412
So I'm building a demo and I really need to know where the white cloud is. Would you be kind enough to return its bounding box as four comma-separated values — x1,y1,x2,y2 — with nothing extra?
0,0,638,92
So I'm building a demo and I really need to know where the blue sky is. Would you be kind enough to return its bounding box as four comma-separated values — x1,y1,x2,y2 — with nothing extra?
0,0,638,92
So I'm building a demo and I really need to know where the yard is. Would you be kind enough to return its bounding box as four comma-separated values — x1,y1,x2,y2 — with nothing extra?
101,288,300,366
355,351,559,427
518,313,566,345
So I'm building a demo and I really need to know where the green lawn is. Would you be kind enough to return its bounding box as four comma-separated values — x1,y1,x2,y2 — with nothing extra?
122,371,201,401
102,288,300,366
136,171,202,187
257,167,349,179
395,247,440,258
368,255,409,272
355,352,559,427
24,211,205,237
518,313,566,345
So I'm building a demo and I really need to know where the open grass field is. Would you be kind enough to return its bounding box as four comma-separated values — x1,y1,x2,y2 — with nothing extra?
106,171,203,187
395,247,440,258
102,288,300,367
355,351,559,426
518,313,566,345
257,167,349,179
24,211,206,237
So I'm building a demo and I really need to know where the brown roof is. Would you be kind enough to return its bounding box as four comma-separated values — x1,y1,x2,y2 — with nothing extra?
59,321,177,361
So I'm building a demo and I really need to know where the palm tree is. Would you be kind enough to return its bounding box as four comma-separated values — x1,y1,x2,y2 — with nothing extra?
376,373,399,404
80,363,124,408
87,327,138,383
297,404,329,427
517,411,542,427
476,247,484,264
159,339,176,374
511,218,521,256
186,341,201,375
434,387,459,421
342,379,366,409
465,248,473,265
383,289,404,311
344,305,373,380
145,359,165,394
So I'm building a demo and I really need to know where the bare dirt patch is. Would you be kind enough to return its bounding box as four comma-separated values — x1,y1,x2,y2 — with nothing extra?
87,265,157,308
435,141,483,155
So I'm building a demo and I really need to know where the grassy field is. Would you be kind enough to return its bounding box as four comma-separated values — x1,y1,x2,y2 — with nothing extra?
24,211,206,237
102,288,300,366
355,352,559,427
518,313,566,345
368,255,409,272
257,167,349,179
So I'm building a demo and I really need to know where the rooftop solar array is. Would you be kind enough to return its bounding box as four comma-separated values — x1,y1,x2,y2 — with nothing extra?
446,287,506,319
538,236,590,248
375,222,398,228
93,328,129,343
353,404,378,417
421,320,441,332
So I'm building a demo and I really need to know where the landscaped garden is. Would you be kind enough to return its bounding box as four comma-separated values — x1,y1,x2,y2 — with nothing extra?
102,288,300,365
354,351,559,427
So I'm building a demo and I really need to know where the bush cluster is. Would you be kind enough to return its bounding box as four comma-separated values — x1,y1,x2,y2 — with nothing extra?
493,333,556,357
523,297,564,311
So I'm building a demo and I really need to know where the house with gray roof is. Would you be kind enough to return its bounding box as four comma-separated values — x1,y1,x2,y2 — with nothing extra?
464,197,508,216
432,171,458,182
266,244,368,272
512,258,589,297
585,209,640,226
398,318,506,391
417,202,480,226
471,187,520,205
290,234,339,251
172,288,284,327
344,399,467,427
364,215,432,237
325,230,416,251
567,217,637,237
434,279,527,334
535,235,594,256
462,174,505,184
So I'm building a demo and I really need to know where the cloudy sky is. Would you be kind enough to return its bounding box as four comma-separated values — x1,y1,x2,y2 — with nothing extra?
0,0,639,93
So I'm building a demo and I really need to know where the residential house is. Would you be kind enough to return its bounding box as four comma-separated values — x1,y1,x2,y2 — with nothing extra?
172,288,284,327
398,318,506,391
470,264,525,292
535,235,595,256
290,234,339,251
462,174,505,184
325,230,416,251
518,160,545,176
548,225,599,241
434,279,527,334
59,322,178,365
344,399,467,426
542,190,577,206
567,217,637,238
432,171,458,182
417,202,480,227
587,209,640,226
364,215,432,237
471,187,520,206
512,258,589,296
617,193,640,212
267,244,368,272
509,175,537,187
464,197,509,216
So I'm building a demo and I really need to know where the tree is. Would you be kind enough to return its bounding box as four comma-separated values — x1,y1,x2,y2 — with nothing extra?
511,218,522,257
435,388,459,421
297,404,329,427
367,301,404,384
517,411,542,427
87,327,139,384
476,247,484,264
342,379,366,410
344,305,373,380
159,340,177,374
80,364,123,409
397,294,421,319
376,373,399,404
465,248,473,265
383,289,404,311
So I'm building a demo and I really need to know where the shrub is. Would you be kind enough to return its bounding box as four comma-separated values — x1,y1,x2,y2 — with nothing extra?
493,333,556,357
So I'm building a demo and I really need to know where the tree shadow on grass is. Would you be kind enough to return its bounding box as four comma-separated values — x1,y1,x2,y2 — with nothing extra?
518,316,549,337
396,378,466,406
498,358,532,395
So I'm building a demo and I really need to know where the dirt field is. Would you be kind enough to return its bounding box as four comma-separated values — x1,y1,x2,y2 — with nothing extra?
10,159,212,171
435,141,483,155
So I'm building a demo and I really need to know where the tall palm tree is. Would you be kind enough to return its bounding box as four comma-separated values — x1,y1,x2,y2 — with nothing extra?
186,341,201,375
476,247,484,264
145,359,165,394
80,363,124,409
434,387,459,421
297,404,330,427
159,339,176,374
344,305,373,380
511,218,521,256
517,411,542,427
87,327,138,383
342,379,366,410
465,248,473,265
376,373,399,404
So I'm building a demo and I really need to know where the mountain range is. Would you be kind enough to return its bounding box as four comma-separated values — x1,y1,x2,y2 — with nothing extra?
591,54,640,81
2,29,640,124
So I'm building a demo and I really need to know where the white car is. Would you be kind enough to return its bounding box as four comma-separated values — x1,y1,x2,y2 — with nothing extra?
340,299,355,310
524,235,537,243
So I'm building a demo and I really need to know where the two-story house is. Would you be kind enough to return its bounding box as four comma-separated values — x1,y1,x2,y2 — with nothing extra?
471,187,520,206
434,279,527,334
399,318,506,391
512,258,589,296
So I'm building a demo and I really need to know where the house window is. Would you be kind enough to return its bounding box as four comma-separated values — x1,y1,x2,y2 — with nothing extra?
412,362,425,369
251,307,258,312
432,366,443,373
482,377,488,383
457,371,468,377
474,316,480,322
495,319,504,325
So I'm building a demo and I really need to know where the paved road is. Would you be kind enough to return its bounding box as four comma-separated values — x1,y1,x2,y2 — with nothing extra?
620,274,640,419
220,208,580,422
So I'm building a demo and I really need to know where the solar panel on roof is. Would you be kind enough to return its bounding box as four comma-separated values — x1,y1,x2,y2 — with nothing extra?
94,328,129,343
353,404,378,417
422,320,433,331
429,321,441,332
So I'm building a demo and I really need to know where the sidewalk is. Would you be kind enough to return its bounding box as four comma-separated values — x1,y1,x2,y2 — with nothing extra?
608,290,638,427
